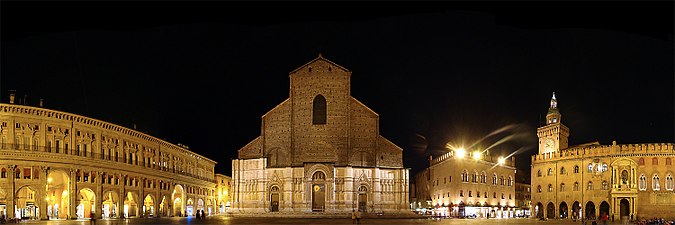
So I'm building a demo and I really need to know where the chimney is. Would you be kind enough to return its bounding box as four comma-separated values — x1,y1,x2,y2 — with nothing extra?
39,99,44,107
9,90,16,104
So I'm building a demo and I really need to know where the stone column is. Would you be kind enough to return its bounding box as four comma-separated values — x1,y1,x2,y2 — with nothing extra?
95,171,103,219
7,165,16,219
119,180,126,218
39,166,49,220
139,177,145,217
69,168,77,219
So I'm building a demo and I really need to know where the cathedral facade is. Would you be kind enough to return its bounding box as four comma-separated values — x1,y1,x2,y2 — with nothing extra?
230,55,410,215
531,93,675,221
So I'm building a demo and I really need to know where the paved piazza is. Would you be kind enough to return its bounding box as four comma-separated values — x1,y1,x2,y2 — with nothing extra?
17,217,624,225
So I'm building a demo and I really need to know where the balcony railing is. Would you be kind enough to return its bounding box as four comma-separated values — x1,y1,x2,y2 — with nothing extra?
0,143,216,183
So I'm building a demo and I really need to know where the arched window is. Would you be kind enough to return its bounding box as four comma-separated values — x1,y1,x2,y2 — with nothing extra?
537,170,542,177
492,173,497,185
312,95,327,124
547,168,553,176
653,158,659,166
459,190,464,197
508,176,513,186
468,191,472,197
667,158,672,166
499,176,504,186
560,183,565,192
462,170,469,182
574,182,579,191
587,181,593,190
639,174,647,191
587,164,594,172
602,163,608,172
481,172,486,183
666,174,673,191
574,165,579,173
639,158,645,165
602,180,608,190
0,168,5,178
560,167,566,175
537,185,541,193
653,174,661,191
548,184,553,192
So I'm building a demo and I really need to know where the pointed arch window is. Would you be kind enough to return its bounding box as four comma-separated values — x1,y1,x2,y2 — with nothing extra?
560,183,565,192
653,174,661,191
574,165,579,173
587,181,593,190
547,168,553,176
537,170,542,177
666,174,674,191
653,158,659,166
560,167,566,175
587,164,594,172
537,185,541,193
639,174,647,191
639,158,645,165
573,182,579,191
548,184,553,192
312,95,327,124
602,180,608,190
492,173,497,185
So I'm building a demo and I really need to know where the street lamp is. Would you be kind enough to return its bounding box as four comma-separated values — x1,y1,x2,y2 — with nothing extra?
498,157,506,165
472,151,481,160
456,148,466,159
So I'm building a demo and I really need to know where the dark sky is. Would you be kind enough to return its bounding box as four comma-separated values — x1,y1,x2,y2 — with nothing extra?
2,1,673,180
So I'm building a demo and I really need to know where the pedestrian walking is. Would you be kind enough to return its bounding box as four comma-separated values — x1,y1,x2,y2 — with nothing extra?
90,212,97,225
356,210,361,224
352,209,356,224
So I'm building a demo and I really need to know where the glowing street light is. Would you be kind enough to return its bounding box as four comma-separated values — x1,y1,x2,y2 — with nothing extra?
472,151,481,160
455,148,466,159
498,157,506,165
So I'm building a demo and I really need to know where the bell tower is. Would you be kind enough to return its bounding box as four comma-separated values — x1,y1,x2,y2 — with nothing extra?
536,92,570,154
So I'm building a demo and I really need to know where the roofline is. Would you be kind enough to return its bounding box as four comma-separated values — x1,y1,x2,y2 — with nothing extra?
289,54,350,74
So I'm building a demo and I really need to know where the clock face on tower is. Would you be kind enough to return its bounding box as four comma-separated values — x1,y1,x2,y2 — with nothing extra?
544,138,555,152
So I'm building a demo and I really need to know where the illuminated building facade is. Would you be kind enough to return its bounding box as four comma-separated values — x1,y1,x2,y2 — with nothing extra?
415,150,517,218
531,93,675,221
230,55,410,215
0,100,217,220
514,182,531,217
215,174,231,213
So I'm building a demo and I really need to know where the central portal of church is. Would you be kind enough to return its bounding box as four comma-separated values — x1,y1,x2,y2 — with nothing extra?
311,171,326,212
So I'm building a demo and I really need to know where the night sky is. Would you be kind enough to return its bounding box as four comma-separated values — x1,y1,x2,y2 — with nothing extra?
2,2,673,181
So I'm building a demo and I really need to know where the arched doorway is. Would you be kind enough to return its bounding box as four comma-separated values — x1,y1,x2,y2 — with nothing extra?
357,186,368,212
458,201,466,217
124,192,138,218
269,186,279,212
311,171,326,212
197,199,204,214
572,201,581,220
546,202,555,219
77,188,95,219
172,185,184,217
186,199,194,216
600,201,610,220
585,202,596,220
15,186,38,220
143,194,154,217
47,170,70,220
620,199,630,220
206,199,212,216
559,202,568,219
536,202,544,218
102,191,119,218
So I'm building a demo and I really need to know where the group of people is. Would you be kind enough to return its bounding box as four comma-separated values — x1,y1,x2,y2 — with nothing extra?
195,209,207,220
636,217,674,225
